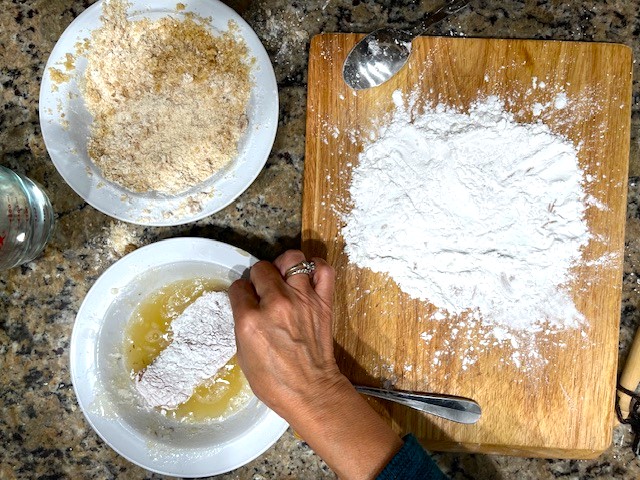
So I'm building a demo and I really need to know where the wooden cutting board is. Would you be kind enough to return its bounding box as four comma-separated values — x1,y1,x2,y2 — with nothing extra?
302,34,632,459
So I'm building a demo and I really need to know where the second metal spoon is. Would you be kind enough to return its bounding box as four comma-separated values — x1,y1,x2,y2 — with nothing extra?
355,385,481,424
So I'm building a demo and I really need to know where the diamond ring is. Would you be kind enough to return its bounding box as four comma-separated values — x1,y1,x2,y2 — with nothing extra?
284,261,316,279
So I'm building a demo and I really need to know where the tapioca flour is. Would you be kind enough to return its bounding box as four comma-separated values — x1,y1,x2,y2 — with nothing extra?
341,92,591,333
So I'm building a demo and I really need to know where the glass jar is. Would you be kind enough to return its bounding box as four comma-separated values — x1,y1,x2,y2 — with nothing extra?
0,166,55,271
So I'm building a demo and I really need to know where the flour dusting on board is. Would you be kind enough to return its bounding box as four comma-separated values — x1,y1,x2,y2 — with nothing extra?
332,87,614,374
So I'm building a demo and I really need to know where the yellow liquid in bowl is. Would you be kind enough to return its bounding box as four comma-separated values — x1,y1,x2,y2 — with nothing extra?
124,278,251,422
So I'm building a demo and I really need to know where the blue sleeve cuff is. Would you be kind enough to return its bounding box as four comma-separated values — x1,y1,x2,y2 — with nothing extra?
376,434,448,480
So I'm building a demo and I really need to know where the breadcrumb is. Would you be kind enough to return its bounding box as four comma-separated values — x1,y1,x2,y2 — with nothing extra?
82,0,253,194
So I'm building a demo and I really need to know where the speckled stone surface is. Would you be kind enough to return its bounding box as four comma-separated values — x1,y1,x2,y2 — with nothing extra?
2,0,640,478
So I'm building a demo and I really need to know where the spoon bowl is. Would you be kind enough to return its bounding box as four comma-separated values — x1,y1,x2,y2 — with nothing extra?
342,0,471,90
342,28,414,90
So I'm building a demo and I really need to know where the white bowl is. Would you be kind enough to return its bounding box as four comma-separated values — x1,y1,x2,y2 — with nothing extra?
70,238,288,477
39,0,278,226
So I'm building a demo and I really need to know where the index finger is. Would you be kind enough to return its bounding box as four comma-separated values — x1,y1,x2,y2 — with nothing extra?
249,260,288,300
228,279,260,319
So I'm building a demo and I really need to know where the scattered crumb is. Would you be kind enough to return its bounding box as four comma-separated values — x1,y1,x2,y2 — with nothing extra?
63,53,75,71
105,221,139,256
49,67,70,84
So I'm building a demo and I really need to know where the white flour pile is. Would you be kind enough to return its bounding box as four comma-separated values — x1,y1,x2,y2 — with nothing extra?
135,291,236,409
342,92,591,333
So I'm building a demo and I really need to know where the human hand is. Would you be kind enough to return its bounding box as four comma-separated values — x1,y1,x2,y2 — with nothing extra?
228,249,403,480
228,249,348,418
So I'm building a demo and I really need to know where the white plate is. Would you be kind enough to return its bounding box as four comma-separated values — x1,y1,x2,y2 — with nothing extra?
70,238,288,477
40,0,278,226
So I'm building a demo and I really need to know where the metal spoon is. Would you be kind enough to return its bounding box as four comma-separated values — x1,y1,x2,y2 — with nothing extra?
355,385,481,424
343,0,471,90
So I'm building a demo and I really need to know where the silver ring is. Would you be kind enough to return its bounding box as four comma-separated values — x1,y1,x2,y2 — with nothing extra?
284,261,316,279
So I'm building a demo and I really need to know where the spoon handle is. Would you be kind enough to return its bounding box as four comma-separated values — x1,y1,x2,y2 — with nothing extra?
355,385,481,424
409,0,471,38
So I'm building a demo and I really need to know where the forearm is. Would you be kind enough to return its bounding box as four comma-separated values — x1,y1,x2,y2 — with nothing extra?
283,375,403,480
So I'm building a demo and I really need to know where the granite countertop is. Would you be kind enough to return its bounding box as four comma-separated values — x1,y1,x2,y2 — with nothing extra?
2,0,640,478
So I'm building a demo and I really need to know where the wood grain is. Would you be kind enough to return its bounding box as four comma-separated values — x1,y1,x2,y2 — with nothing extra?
302,34,632,459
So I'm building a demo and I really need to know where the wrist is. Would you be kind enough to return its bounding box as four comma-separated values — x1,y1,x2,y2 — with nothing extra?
284,374,403,480
274,371,354,426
